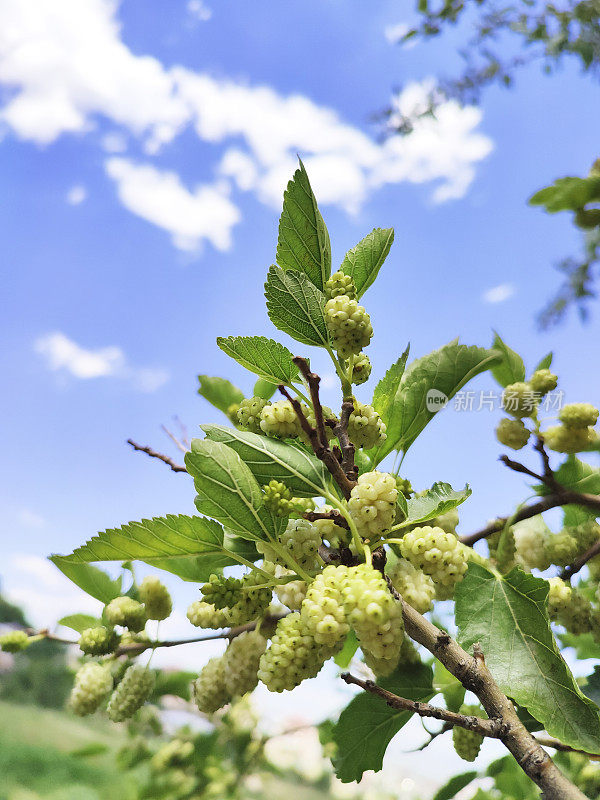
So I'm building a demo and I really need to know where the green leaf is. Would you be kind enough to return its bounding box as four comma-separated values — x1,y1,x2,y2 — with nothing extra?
529,175,600,213
265,266,329,348
217,336,300,386
401,482,471,527
147,535,260,582
69,743,110,758
371,344,410,421
253,377,277,400
583,666,600,708
54,515,256,585
202,425,330,497
552,456,600,495
334,630,359,669
534,352,553,372
333,662,434,782
559,631,600,660
49,558,122,604
186,439,282,542
197,375,244,415
276,160,331,291
456,563,600,754
433,771,478,800
152,670,197,702
434,660,465,713
486,755,538,800
490,332,526,387
58,614,103,634
370,342,500,462
340,227,395,298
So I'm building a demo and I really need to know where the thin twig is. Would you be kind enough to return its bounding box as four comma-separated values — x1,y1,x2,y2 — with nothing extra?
127,439,187,473
293,357,329,449
304,510,350,530
341,672,503,738
335,399,358,482
500,454,545,484
561,539,600,581
161,424,188,454
534,735,600,759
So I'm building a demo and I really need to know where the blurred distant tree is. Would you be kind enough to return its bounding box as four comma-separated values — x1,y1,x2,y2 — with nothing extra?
385,0,600,326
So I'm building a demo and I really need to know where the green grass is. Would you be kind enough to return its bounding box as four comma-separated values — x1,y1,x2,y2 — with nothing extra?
0,701,131,800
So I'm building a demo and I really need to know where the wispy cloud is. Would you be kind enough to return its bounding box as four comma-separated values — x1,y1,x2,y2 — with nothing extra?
66,184,87,205
16,509,45,529
34,331,169,392
0,0,493,251
384,23,411,44
482,283,515,304
187,0,212,22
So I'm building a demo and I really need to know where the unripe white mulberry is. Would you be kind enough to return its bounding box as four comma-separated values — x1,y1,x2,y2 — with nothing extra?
223,629,267,698
265,563,308,611
496,418,530,450
347,402,386,449
69,662,113,716
559,403,599,429
0,630,30,653
542,424,596,454
350,353,372,385
513,519,551,571
193,657,231,713
237,397,270,433
324,270,357,300
452,705,484,761
432,509,459,534
104,596,146,632
139,577,172,621
364,636,419,677
544,531,579,567
107,665,155,722
259,400,302,439
502,382,537,418
529,369,557,396
400,526,468,591
324,295,373,358
301,565,350,647
341,564,404,663
187,601,231,629
78,626,120,656
257,612,340,692
348,471,398,539
547,578,593,634
280,518,322,567
152,739,194,771
263,479,293,516
387,558,436,614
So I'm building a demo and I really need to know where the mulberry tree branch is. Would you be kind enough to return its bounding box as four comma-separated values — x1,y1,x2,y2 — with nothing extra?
127,439,187,473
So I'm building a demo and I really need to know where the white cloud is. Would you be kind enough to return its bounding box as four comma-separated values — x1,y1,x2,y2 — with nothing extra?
16,508,45,528
34,331,169,391
0,0,493,250
187,0,212,22
482,283,515,304
105,157,241,251
5,554,103,627
384,23,410,44
66,184,87,204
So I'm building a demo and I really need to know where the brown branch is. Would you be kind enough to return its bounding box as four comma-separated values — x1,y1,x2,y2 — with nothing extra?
127,439,187,473
278,385,356,499
381,579,587,800
304,510,350,530
341,672,503,738
161,424,188,454
500,454,545,484
461,491,600,546
534,735,600,760
561,538,600,581
293,357,329,449
335,399,358,482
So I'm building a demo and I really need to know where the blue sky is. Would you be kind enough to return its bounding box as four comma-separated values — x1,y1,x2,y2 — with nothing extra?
1,1,599,784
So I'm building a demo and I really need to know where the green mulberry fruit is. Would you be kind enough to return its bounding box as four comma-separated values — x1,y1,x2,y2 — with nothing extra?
0,629,30,653
226,403,241,425
78,626,120,656
400,526,468,592
432,509,459,534
350,353,372,385
452,705,485,761
512,519,551,571
502,382,537,418
348,470,398,539
258,518,322,570
69,662,113,716
324,295,373,358
544,531,579,567
396,477,413,499
301,565,350,648
199,571,271,626
324,270,357,300
273,569,308,611
223,629,267,698
187,600,231,629
193,657,231,713
107,664,155,722
496,418,530,450
387,558,435,614
257,611,340,692
237,397,270,434
347,402,386,449
542,424,596,454
547,578,593,635
263,479,293,516
260,400,303,439
139,576,172,621
559,403,599,429
152,739,194,770
529,369,557,396
104,596,147,632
